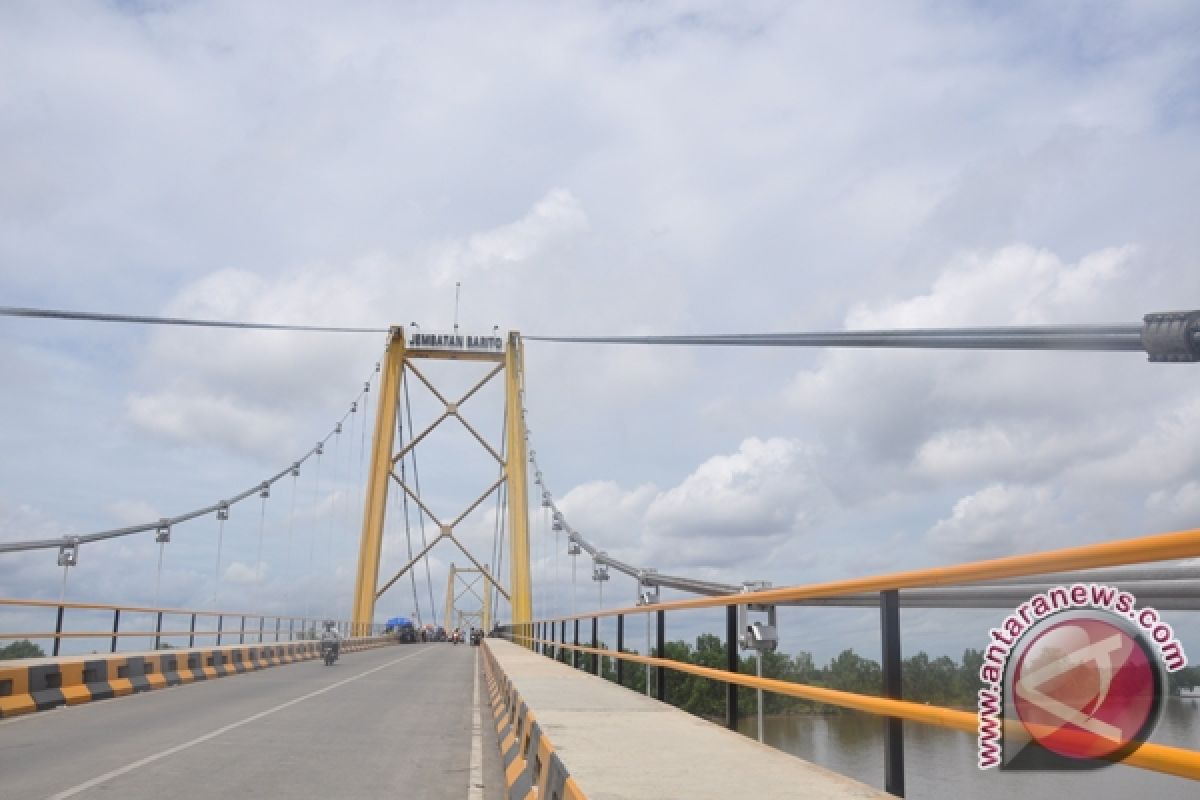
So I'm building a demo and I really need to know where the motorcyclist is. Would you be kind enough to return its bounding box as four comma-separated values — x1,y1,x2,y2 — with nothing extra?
320,620,341,659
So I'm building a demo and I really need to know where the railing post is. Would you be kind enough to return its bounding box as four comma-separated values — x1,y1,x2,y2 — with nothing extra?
53,605,64,657
559,619,565,662
110,608,120,653
591,616,599,676
239,615,246,644
259,616,265,643
880,589,905,797
288,618,294,642
189,613,196,647
725,605,739,730
573,619,580,669
655,609,665,702
216,615,224,646
154,611,163,651
616,614,625,685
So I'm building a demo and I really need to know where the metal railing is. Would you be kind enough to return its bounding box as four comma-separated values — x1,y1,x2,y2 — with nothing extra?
0,598,383,656
501,526,1200,794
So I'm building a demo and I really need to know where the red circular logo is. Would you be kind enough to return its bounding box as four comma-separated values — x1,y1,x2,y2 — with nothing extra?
1012,616,1158,760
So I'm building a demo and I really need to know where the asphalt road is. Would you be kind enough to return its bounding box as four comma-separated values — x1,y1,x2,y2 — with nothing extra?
0,642,505,799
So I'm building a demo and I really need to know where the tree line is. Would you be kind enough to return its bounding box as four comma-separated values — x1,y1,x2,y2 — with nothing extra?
549,634,1200,720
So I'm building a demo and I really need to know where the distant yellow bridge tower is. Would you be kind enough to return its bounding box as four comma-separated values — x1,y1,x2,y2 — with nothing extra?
351,327,530,638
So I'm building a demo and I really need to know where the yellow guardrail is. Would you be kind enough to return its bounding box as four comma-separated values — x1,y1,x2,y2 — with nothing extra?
0,597,372,655
516,526,1200,783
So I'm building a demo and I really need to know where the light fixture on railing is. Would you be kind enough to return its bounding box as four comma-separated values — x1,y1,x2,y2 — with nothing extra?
738,581,778,653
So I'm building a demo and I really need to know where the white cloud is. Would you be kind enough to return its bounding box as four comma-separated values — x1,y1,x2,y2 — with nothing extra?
223,560,259,586
104,499,162,527
1146,482,1200,530
126,388,295,458
645,437,823,539
926,483,1058,560
429,189,589,285
551,437,828,575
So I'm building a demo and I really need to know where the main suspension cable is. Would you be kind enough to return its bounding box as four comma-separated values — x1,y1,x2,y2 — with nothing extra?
0,362,381,557
0,305,387,333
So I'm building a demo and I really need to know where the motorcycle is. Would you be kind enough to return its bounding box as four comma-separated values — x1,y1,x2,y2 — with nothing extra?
320,638,339,666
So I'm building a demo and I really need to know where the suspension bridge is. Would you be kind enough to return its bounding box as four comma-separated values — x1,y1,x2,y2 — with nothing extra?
1,309,1199,799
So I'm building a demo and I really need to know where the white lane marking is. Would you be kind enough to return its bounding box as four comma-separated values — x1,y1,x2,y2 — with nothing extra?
47,648,430,800
469,649,484,799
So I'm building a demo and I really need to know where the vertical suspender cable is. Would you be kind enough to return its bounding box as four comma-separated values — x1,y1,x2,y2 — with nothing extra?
397,403,423,628
284,471,298,614
213,514,226,607
154,540,165,607
404,377,438,623
554,510,560,620
255,492,267,586
359,379,370,503
344,403,357,554
490,412,507,625
325,429,340,618
495,480,507,623
305,450,323,620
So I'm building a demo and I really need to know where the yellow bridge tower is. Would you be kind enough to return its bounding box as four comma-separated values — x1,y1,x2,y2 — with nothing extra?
351,327,530,640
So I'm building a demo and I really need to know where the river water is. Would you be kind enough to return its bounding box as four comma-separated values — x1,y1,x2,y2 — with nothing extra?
737,697,1200,799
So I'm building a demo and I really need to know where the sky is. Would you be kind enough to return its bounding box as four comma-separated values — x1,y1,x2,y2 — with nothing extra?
1,0,1199,664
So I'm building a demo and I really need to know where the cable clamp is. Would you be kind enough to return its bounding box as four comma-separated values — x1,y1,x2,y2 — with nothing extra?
1142,310,1200,362
58,537,80,567
156,519,171,543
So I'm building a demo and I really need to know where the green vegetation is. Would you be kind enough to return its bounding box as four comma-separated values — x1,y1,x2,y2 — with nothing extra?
1168,665,1200,695
0,640,46,660
570,634,1200,721
554,635,990,719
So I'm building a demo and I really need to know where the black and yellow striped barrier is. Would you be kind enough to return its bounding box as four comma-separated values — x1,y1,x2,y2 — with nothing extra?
481,640,586,800
0,636,394,718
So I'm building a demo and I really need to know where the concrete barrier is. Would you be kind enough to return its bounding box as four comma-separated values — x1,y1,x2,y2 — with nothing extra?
0,635,395,719
481,638,891,800
482,640,587,800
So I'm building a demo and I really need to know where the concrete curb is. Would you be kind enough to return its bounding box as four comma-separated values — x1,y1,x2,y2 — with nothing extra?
0,636,395,718
481,640,586,800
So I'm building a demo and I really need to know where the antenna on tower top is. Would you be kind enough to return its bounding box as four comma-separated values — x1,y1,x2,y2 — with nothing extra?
454,281,461,335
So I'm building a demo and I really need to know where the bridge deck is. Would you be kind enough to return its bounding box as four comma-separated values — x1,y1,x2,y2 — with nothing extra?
0,643,505,799
487,639,889,799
